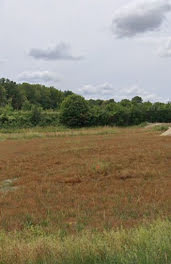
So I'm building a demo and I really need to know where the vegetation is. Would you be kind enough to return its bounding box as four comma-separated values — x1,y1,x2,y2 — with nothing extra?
151,125,170,132
0,126,118,141
0,78,171,128
59,94,90,127
0,78,72,110
0,126,171,263
0,219,170,264
0,127,170,231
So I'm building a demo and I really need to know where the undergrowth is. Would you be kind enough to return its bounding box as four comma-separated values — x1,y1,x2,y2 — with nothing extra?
0,219,170,264
151,125,169,132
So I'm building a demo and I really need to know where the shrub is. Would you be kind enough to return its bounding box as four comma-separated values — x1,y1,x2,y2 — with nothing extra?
30,106,43,126
59,94,90,127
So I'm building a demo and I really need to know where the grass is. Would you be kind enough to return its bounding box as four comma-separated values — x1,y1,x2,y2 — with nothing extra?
0,219,170,264
0,126,170,263
0,126,170,232
0,126,67,134
0,126,118,141
151,125,170,132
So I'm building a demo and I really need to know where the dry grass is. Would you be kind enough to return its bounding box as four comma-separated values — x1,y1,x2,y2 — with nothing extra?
0,219,170,264
0,127,170,233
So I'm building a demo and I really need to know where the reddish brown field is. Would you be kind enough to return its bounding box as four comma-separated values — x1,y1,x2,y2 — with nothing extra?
0,127,170,232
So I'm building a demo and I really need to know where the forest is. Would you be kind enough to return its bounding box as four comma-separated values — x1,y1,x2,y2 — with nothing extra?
0,78,171,128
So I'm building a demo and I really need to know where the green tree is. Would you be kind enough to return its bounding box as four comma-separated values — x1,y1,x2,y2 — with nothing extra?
22,100,33,111
49,87,64,109
131,96,143,104
59,94,90,127
63,90,73,97
30,105,42,125
120,99,131,107
0,85,7,107
11,88,26,109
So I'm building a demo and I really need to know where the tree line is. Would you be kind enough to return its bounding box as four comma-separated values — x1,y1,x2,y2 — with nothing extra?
0,78,171,128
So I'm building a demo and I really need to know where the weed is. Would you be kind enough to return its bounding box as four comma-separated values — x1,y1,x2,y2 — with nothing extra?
91,160,112,176
151,125,169,132
0,219,170,264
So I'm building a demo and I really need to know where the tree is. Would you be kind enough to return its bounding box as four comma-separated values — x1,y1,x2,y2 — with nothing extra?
49,87,64,109
63,90,73,97
120,99,131,107
0,85,7,107
30,105,42,125
11,87,26,109
131,96,143,104
59,94,90,127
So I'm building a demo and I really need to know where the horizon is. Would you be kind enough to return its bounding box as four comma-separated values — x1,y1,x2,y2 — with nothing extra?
1,0,171,102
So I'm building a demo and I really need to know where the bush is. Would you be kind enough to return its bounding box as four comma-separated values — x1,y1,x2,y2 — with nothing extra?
30,106,43,126
59,94,90,127
0,108,60,129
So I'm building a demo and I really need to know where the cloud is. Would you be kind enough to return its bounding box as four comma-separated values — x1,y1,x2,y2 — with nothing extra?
78,83,115,99
0,0,4,7
136,36,171,57
158,37,171,57
112,0,171,38
29,42,83,61
0,58,7,64
121,85,163,101
78,83,167,102
17,71,61,83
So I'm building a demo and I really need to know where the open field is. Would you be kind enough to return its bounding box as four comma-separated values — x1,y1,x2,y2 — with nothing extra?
0,126,171,263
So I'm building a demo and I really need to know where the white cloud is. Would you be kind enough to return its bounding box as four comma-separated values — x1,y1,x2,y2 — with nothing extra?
29,42,83,61
136,36,171,57
78,83,167,102
158,37,171,57
112,0,171,38
78,83,115,99
121,85,164,101
0,58,7,64
17,71,61,83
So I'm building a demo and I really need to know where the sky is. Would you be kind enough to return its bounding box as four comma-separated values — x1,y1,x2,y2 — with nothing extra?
1,0,171,102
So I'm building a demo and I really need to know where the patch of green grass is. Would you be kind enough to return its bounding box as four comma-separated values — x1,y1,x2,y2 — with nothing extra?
0,219,170,264
151,125,169,132
0,126,119,141
0,126,67,134
138,122,149,127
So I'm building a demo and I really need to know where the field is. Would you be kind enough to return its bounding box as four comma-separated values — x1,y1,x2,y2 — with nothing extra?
0,126,171,263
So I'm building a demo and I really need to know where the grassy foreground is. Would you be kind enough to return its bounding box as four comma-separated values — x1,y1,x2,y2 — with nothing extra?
0,219,170,264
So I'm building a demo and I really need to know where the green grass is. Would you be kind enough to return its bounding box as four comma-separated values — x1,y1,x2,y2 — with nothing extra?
0,219,170,264
1,123,169,141
138,122,150,127
0,126,66,134
0,126,118,141
151,125,169,132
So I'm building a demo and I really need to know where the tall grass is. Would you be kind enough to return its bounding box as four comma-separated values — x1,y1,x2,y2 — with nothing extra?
0,219,170,264
0,126,118,141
